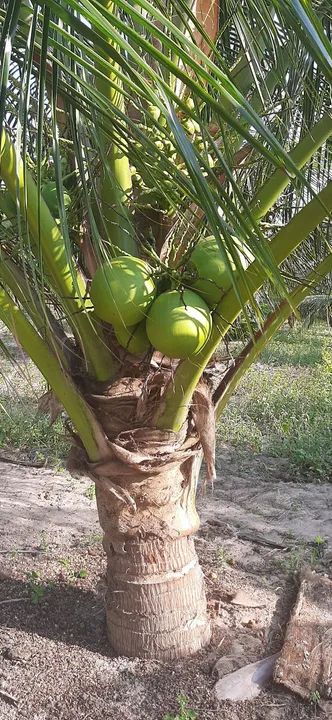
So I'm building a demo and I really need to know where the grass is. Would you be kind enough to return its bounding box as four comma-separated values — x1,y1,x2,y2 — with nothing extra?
259,323,331,367
275,534,328,574
0,402,69,466
218,323,332,480
0,327,69,467
84,483,96,500
217,547,234,567
163,695,197,720
1,322,331,479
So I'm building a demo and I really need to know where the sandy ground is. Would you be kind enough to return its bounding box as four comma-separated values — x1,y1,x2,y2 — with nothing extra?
0,446,331,720
1,444,331,552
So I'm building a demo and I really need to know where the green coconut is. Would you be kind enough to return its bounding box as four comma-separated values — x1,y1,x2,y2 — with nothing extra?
115,322,150,355
90,256,156,327
146,289,211,359
42,181,71,218
189,236,253,307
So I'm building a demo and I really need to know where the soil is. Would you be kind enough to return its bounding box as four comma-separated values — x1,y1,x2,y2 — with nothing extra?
0,445,331,720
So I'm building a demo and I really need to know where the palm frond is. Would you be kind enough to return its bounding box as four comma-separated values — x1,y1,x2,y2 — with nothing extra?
1,0,329,276
0,0,331,430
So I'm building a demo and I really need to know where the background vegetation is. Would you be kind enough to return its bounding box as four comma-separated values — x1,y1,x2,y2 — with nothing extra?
218,323,332,480
1,321,331,479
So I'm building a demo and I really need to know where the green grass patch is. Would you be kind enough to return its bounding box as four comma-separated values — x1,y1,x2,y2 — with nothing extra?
1,323,331,476
0,333,69,467
0,399,69,466
218,323,332,480
259,323,331,367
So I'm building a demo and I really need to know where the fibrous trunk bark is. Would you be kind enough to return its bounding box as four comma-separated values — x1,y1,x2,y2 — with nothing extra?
95,453,211,659
85,376,214,659
102,534,210,658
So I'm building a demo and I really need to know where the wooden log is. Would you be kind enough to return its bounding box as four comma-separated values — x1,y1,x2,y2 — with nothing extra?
274,570,332,704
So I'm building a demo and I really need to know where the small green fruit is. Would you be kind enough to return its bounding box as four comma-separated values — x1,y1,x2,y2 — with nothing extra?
115,322,150,355
42,181,71,218
146,289,211,359
183,119,196,136
90,257,156,327
147,104,161,122
185,98,195,111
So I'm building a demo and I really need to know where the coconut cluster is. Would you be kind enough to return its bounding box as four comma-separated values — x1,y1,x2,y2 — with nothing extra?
131,100,216,212
90,238,249,359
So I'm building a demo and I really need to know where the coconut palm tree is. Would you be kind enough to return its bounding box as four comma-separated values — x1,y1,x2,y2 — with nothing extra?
0,0,331,660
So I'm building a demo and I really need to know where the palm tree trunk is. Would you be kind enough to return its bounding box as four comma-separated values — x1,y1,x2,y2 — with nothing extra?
95,453,210,659
102,534,210,659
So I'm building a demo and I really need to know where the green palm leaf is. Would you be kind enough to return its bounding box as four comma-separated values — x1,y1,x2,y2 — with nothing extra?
0,0,331,427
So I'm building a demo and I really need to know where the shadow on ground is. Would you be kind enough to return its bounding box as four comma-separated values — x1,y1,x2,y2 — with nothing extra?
0,570,109,655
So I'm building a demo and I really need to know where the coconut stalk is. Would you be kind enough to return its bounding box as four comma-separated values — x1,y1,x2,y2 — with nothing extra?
250,112,332,220
158,181,332,432
95,0,137,257
167,81,332,262
0,131,115,381
213,252,332,416
0,250,69,365
0,285,108,462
